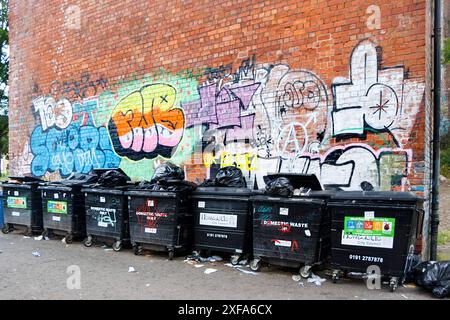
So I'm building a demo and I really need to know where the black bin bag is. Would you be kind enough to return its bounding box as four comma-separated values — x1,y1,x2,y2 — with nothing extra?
263,176,294,197
151,162,185,182
214,166,247,188
413,261,450,298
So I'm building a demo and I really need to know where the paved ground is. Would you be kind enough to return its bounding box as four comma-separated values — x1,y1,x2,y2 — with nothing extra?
0,233,435,300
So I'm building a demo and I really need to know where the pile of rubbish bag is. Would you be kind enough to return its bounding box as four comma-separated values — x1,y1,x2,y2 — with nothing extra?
412,261,450,298
264,176,294,197
91,169,131,188
135,162,197,193
200,166,247,188
50,172,100,187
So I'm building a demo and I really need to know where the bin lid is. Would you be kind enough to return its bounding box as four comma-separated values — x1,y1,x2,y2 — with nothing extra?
81,188,125,195
192,186,253,196
4,176,44,184
329,191,423,202
264,173,324,191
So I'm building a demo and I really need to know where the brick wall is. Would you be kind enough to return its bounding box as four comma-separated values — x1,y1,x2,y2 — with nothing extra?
8,0,433,247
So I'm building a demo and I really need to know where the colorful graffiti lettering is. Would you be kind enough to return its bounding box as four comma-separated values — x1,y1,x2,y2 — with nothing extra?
108,84,185,161
30,97,121,177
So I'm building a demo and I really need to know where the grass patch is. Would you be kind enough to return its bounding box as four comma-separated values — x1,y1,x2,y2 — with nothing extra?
438,230,450,246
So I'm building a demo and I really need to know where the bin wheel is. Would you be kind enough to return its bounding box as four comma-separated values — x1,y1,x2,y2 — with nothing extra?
2,224,10,234
42,229,51,239
84,235,93,247
133,244,143,256
230,255,240,266
390,278,398,292
250,259,261,272
112,241,123,252
65,234,74,244
168,250,174,261
300,265,312,279
24,227,32,237
332,271,341,284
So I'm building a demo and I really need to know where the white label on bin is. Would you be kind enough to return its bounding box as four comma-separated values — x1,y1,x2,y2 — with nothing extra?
14,191,19,196
279,207,289,216
145,227,157,234
99,197,106,203
341,230,394,249
98,221,108,228
54,193,59,199
52,216,61,222
198,201,205,208
305,229,311,237
147,200,154,207
12,211,20,217
364,211,375,220
273,239,291,248
199,212,237,228
235,249,243,254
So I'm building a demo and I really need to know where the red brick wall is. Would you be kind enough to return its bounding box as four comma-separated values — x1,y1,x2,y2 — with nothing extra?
8,0,430,195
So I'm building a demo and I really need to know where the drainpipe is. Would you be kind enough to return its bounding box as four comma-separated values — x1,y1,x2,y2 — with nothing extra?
430,0,442,261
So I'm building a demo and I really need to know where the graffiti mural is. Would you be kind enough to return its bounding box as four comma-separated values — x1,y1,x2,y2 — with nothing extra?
108,84,185,161
30,97,121,177
25,40,425,192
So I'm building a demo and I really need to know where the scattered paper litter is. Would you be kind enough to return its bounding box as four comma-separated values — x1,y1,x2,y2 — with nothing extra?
23,236,31,239
210,255,223,262
146,284,150,287
128,266,137,273
61,238,66,244
204,268,218,274
292,275,302,282
401,294,408,299
298,282,304,287
104,248,113,251
237,268,258,275
307,273,326,286
32,251,41,257
194,264,204,268
34,235,43,241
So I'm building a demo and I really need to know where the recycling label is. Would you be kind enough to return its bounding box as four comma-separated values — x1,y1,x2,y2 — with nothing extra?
341,216,395,249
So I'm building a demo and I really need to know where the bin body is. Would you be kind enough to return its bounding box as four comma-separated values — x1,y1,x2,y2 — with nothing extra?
191,187,253,256
328,191,423,280
2,183,43,233
82,188,129,244
40,185,86,238
252,193,332,269
127,190,193,254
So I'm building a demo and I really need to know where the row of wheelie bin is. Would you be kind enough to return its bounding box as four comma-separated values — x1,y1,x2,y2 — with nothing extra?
0,164,424,291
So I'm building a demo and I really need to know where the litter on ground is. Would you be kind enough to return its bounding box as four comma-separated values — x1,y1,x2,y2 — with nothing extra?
204,268,217,274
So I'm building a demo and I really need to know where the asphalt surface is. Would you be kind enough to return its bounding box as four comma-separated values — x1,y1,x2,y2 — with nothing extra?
0,232,435,300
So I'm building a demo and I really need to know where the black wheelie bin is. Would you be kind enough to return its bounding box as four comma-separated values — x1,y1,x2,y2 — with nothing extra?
191,166,252,265
39,173,100,243
328,191,424,291
126,162,196,260
81,169,132,251
1,176,44,236
250,174,335,277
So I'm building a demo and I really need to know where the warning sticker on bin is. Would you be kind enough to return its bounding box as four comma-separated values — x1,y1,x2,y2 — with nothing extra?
47,201,68,214
52,216,61,222
342,216,395,249
7,197,27,209
145,228,157,234
272,239,292,248
12,211,20,217
199,213,237,228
